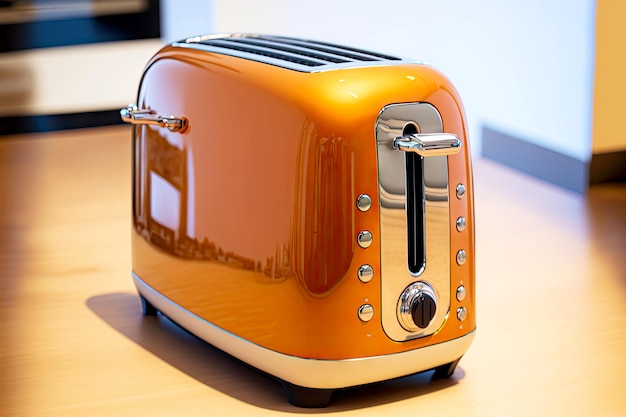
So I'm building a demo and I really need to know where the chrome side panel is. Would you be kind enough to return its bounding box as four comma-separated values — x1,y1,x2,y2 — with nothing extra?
376,103,452,342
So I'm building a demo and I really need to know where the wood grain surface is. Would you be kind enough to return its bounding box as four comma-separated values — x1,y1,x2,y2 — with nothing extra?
1,126,625,416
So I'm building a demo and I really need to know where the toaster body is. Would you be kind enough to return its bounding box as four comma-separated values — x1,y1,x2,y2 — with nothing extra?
123,34,475,407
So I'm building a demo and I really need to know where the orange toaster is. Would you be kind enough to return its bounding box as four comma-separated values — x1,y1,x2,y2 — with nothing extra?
120,33,475,407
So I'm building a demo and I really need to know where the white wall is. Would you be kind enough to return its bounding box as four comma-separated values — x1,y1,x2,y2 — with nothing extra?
211,0,596,161
0,0,595,164
160,0,214,44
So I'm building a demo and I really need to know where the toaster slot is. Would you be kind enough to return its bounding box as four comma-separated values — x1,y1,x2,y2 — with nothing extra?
403,126,425,276
175,34,415,73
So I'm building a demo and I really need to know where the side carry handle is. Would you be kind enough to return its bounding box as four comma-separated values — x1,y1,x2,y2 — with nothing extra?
120,105,188,133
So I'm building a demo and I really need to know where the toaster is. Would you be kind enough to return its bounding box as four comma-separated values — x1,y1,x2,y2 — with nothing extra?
120,33,475,407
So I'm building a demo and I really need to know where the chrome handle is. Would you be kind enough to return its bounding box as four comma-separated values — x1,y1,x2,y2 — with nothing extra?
120,105,188,132
394,133,461,157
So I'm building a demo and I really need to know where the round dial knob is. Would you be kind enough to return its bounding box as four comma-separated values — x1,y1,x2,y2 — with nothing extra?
397,282,437,332
411,293,436,329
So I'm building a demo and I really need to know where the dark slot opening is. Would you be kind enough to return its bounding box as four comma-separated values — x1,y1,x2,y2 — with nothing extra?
257,35,386,62
198,39,324,67
403,124,425,275
225,37,351,64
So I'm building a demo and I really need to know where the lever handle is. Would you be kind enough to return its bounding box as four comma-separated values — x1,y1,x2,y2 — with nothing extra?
120,105,188,132
394,133,461,157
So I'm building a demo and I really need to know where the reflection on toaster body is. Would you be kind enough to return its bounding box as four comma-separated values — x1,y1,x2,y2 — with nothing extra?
133,119,353,293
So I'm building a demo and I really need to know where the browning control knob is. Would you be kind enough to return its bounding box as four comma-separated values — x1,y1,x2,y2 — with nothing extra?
397,282,437,332
411,293,436,328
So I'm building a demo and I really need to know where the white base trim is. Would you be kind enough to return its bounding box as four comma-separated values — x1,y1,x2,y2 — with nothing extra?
133,272,475,389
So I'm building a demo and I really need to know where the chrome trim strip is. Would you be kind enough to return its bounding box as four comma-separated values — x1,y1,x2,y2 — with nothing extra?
376,103,453,342
133,272,474,389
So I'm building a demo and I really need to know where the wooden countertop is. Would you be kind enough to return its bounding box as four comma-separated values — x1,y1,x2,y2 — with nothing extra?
1,126,625,416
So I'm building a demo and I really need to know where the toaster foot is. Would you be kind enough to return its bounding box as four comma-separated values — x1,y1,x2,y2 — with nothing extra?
280,381,334,408
140,295,158,316
432,357,462,379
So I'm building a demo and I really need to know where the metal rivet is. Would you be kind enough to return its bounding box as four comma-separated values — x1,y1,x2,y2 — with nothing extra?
357,231,373,248
358,304,374,322
457,307,467,321
456,216,466,232
456,285,466,302
357,264,374,283
456,249,467,265
356,194,372,212
456,183,466,199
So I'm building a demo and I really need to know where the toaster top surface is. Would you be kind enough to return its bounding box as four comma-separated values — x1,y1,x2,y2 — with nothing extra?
173,33,422,72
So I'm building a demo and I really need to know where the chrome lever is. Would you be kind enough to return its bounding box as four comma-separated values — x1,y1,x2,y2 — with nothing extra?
120,105,188,132
394,133,461,157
